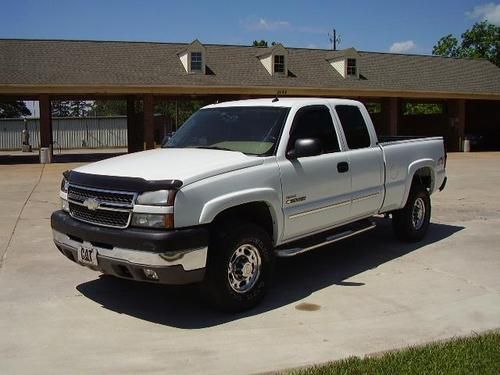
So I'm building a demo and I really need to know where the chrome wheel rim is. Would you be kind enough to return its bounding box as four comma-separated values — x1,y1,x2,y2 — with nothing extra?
412,197,426,230
227,244,262,294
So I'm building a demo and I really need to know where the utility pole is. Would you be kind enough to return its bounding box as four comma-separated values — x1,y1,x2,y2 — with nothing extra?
328,28,341,51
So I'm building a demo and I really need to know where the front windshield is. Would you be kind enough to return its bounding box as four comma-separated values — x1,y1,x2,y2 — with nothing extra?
163,106,290,156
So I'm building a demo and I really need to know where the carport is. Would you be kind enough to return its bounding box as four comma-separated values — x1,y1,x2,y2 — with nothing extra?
1,38,499,159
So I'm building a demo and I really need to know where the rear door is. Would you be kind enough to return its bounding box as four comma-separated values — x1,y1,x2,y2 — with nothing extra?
332,104,384,219
278,105,352,241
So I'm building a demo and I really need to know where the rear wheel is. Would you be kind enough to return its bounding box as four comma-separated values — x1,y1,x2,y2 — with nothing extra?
201,222,274,312
392,184,431,242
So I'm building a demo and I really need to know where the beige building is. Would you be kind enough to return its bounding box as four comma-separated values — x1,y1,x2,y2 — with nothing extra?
1,38,500,156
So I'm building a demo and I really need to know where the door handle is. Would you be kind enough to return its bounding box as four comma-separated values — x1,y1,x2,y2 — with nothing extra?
337,162,349,173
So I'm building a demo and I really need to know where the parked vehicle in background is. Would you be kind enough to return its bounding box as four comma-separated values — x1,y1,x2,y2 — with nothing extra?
51,98,447,311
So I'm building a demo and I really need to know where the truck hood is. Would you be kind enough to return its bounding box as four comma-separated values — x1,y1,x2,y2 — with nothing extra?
73,148,264,186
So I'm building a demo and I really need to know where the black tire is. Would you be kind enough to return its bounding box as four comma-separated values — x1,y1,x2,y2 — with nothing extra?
392,184,431,242
201,222,274,312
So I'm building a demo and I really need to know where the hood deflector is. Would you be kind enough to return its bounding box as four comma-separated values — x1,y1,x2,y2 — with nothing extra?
64,170,183,192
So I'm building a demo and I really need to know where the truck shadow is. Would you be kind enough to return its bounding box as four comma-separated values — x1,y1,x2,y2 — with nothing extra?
76,219,464,329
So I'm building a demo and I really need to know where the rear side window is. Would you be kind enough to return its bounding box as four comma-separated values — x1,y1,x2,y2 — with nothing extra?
335,105,371,149
288,105,340,153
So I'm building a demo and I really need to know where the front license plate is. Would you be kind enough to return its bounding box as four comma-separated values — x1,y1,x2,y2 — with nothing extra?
78,244,99,267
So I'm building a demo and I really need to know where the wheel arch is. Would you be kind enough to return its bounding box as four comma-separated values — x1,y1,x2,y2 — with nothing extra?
401,159,435,207
199,188,282,245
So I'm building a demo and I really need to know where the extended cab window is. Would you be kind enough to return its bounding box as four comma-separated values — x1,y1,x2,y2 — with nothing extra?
287,105,340,154
335,105,371,149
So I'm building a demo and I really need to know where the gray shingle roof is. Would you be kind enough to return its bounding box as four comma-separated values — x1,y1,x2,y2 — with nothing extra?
1,38,499,98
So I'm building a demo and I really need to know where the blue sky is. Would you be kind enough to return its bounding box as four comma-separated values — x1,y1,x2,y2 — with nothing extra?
1,0,499,54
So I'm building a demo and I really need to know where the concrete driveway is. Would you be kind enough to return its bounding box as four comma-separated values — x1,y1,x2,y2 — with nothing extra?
1,153,499,374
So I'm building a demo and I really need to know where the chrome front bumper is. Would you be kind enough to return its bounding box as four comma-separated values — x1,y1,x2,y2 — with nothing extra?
51,210,209,284
53,229,207,270
53,229,207,285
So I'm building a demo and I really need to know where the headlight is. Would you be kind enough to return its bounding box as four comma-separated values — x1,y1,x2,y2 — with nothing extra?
60,178,69,193
136,190,176,206
131,213,174,228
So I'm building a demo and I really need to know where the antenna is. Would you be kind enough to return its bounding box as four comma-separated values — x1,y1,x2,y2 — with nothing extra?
272,94,279,103
328,29,341,51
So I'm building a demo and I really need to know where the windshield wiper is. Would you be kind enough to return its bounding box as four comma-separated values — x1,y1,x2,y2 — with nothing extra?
191,146,235,152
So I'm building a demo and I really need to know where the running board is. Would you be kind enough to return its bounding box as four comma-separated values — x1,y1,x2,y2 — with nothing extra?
275,219,376,258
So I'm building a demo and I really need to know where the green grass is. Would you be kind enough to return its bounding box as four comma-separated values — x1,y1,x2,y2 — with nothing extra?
289,331,500,375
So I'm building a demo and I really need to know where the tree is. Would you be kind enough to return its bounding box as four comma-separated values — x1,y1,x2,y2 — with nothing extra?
51,100,93,117
155,100,205,129
252,40,278,47
433,21,500,67
252,40,268,47
403,103,444,116
432,34,461,58
0,101,31,118
70,101,93,117
92,100,127,116
51,100,71,117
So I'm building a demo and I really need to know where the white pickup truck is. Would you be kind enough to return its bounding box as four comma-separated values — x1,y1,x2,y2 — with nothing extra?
51,98,447,311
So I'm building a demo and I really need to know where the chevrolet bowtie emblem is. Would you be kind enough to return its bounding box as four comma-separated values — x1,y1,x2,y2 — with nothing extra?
83,198,100,211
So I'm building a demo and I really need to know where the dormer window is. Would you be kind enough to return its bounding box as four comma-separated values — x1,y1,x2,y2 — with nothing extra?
328,48,360,79
177,39,206,74
274,55,285,73
347,58,357,76
191,52,203,72
257,44,288,76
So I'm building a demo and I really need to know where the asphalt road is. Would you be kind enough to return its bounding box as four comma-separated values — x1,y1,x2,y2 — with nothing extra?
1,153,499,374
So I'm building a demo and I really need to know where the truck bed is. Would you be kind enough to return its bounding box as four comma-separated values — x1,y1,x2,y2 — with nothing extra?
378,135,443,145
378,136,446,213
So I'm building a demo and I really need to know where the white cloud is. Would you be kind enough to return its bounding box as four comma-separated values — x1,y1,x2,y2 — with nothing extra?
243,17,291,31
466,3,500,25
241,17,326,34
389,40,417,53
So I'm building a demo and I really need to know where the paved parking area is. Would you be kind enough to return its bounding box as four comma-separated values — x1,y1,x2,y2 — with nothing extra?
1,153,499,374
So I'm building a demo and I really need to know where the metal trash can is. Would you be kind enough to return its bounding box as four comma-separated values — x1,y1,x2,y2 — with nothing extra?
463,139,471,152
39,147,52,163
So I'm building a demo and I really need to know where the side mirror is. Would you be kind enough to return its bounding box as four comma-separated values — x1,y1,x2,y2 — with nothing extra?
287,138,322,159
161,132,175,146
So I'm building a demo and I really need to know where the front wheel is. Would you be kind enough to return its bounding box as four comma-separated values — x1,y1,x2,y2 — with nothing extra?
201,223,274,312
392,184,431,242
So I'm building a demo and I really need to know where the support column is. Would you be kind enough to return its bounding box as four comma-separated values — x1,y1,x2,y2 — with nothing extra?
457,99,465,151
126,96,138,153
381,97,399,136
143,94,154,150
448,99,466,152
388,97,399,136
39,94,53,155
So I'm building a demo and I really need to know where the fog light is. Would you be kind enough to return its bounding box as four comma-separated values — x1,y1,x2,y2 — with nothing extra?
143,268,159,280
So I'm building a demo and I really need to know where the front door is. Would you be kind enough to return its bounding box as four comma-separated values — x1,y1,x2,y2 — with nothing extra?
278,105,352,241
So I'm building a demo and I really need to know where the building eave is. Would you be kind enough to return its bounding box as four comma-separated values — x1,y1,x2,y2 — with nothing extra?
1,84,500,101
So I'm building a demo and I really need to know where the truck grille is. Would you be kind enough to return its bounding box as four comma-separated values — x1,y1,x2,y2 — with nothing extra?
68,185,135,208
69,203,130,228
67,185,136,228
